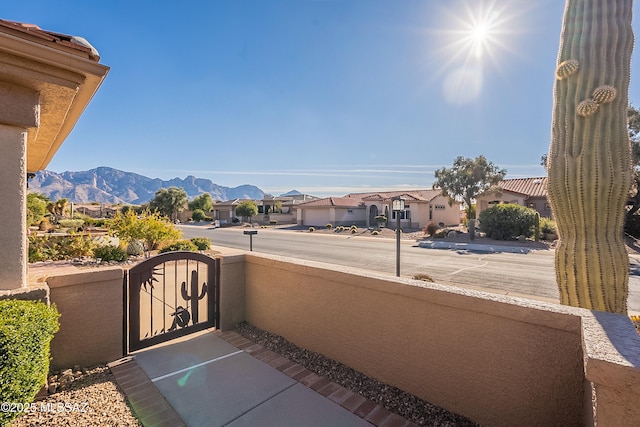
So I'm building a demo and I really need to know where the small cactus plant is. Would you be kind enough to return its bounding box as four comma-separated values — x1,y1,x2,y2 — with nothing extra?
126,240,145,256
309,227,315,232
547,0,633,313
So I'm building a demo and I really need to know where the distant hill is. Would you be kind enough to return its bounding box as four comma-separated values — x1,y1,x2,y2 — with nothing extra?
29,167,266,204
280,190,303,196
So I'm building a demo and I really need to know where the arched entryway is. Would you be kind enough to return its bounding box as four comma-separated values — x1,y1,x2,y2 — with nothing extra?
368,205,379,228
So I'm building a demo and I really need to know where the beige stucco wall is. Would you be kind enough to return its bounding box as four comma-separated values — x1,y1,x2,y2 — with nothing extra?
0,83,39,290
236,252,640,427
47,268,124,370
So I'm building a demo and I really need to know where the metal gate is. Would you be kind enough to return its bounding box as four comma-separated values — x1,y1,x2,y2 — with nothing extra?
125,251,220,353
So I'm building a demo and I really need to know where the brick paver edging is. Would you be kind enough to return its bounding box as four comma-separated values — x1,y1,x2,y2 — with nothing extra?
107,357,187,427
218,330,418,427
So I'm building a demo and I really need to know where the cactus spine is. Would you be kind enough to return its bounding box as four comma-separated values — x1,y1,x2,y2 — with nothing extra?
547,0,633,313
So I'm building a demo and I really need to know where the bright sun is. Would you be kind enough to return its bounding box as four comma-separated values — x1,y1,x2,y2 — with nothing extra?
427,1,522,104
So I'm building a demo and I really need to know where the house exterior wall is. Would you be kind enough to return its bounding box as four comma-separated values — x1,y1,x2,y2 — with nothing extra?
28,250,640,425
429,196,461,226
476,192,527,219
0,82,39,290
46,268,124,370
300,208,329,226
331,207,366,226
238,252,640,427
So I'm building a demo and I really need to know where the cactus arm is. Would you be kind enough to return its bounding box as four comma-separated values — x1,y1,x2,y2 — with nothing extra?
181,281,190,301
198,282,207,300
547,0,633,313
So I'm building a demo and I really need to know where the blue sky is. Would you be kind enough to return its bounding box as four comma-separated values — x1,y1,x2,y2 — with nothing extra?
5,1,640,197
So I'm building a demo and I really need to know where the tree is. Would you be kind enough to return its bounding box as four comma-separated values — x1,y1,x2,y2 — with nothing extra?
149,187,187,221
433,156,506,219
625,104,640,232
26,193,49,226
235,200,258,222
188,193,214,213
46,198,68,221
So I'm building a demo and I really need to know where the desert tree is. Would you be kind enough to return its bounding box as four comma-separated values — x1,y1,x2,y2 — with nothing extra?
433,155,506,219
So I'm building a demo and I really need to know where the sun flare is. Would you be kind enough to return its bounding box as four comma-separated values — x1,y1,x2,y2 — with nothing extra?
427,1,523,104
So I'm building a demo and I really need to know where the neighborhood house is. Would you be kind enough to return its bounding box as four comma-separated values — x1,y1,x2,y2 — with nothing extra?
296,190,461,228
475,177,551,219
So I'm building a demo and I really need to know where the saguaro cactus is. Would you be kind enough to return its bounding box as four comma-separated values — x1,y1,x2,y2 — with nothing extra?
547,0,634,313
181,270,207,324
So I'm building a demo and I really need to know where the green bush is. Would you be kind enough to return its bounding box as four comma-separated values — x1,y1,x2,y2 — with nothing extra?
191,209,206,222
540,217,557,235
94,245,128,262
269,220,277,226
126,240,145,256
371,230,379,235
0,299,59,426
478,204,537,240
309,227,315,232
190,237,211,250
28,234,96,262
326,223,333,229
159,240,198,253
57,219,84,231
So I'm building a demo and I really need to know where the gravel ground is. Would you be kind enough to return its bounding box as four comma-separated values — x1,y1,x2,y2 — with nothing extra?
235,322,478,427
9,366,140,427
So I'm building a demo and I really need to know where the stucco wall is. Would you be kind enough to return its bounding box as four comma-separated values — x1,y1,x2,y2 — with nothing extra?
47,267,124,370
236,252,640,427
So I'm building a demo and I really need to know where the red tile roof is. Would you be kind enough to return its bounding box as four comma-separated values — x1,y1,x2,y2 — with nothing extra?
344,189,441,202
494,177,548,198
0,19,100,61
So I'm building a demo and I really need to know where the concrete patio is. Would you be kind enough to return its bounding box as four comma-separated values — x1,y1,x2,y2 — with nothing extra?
109,329,413,426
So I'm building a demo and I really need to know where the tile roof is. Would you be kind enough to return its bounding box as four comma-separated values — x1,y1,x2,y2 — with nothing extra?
345,189,442,202
494,177,548,198
0,19,100,61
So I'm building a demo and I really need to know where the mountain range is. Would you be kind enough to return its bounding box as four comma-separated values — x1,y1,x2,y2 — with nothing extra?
28,167,266,204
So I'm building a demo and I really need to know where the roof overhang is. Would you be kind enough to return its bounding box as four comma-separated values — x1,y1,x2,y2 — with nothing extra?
0,26,109,172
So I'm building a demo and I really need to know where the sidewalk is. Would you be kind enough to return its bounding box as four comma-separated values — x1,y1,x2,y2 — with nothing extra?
109,330,416,426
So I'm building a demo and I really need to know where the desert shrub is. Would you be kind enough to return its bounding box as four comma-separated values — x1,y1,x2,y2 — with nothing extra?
190,237,211,250
478,204,537,240
269,220,277,225
432,230,447,238
94,245,128,262
83,217,107,228
26,193,48,226
351,227,357,234
0,299,59,426
326,223,333,229
423,221,438,236
58,219,84,231
371,230,379,235
413,273,434,282
108,209,180,251
28,234,95,262
309,227,315,232
159,240,198,253
38,218,52,232
191,209,206,222
540,217,557,235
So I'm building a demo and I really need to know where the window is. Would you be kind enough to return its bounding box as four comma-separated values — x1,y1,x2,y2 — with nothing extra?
391,210,410,220
434,205,446,210
347,209,353,214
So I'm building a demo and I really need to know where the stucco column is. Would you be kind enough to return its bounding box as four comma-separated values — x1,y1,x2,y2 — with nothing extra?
0,125,28,289
0,83,40,290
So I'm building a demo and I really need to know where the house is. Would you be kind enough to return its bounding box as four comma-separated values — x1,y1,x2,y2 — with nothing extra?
0,19,109,291
296,197,366,227
297,189,461,228
476,177,551,219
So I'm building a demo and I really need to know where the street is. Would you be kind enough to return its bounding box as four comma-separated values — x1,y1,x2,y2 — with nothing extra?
179,225,640,313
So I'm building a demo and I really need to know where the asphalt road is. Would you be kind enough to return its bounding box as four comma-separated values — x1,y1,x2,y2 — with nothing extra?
179,224,640,313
